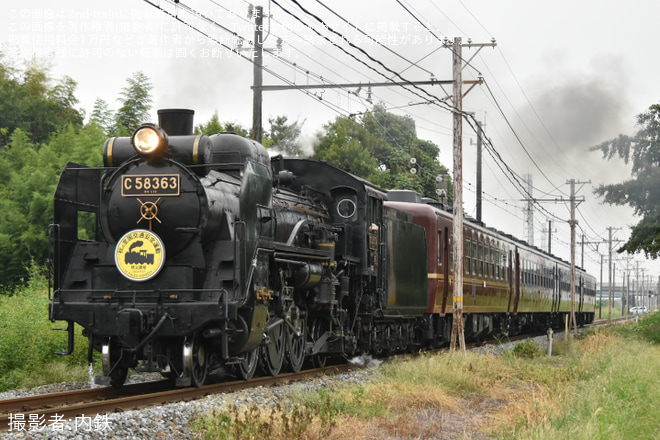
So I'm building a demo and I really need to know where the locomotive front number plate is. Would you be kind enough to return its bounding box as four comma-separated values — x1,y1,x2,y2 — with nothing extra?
122,174,180,196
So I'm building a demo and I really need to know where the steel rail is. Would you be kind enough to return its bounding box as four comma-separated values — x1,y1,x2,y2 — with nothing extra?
0,364,353,432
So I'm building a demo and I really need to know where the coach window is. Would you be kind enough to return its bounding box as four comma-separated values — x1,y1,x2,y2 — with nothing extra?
484,245,489,278
492,247,497,279
465,239,471,275
472,241,478,276
484,245,493,278
477,243,483,277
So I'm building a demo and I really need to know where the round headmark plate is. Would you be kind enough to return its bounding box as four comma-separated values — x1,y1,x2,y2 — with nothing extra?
115,229,165,282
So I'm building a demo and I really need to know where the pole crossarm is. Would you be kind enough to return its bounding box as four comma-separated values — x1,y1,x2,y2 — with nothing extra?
254,79,482,91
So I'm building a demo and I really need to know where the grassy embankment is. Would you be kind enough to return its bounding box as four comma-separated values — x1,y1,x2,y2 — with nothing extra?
193,317,660,440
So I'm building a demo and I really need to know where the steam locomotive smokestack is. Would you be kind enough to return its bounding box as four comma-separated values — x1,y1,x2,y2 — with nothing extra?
157,109,195,136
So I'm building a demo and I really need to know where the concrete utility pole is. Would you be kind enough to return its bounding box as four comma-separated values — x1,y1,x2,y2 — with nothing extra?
523,174,534,245
606,226,621,324
611,262,616,320
475,121,483,223
568,179,577,335
628,272,631,315
599,254,604,319
567,179,589,335
251,5,264,143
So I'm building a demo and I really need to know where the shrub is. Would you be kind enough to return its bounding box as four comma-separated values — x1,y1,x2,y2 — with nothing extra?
0,265,89,391
511,340,543,359
634,311,660,344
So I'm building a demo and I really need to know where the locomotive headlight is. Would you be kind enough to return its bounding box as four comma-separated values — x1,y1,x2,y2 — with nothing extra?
132,124,168,156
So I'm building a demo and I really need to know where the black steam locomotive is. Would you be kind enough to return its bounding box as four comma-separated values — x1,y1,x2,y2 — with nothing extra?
49,109,595,387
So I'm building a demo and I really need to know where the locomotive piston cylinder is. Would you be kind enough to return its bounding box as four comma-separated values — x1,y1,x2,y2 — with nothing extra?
290,262,323,288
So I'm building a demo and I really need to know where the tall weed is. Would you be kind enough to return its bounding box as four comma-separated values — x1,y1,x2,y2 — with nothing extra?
0,266,89,391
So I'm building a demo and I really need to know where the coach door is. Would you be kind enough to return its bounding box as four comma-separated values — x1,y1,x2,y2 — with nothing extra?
551,266,560,313
366,191,385,293
514,250,521,314
578,274,584,312
507,249,520,315
440,226,450,315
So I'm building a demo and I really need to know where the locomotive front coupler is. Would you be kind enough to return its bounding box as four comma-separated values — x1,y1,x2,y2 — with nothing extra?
125,313,170,354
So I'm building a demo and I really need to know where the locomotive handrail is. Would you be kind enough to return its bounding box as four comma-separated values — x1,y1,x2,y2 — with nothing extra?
47,223,60,300
286,219,310,246
274,250,330,260
238,244,275,309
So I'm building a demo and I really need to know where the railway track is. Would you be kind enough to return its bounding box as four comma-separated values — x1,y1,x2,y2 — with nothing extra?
0,364,353,432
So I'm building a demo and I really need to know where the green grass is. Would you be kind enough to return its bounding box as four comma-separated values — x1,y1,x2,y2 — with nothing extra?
0,266,90,392
194,316,660,440
502,331,660,439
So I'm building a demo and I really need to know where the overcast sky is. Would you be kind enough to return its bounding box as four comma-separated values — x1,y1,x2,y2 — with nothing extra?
2,0,660,283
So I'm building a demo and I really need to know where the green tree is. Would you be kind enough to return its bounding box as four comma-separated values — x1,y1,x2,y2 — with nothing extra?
0,122,107,287
314,117,380,179
0,54,83,146
267,115,305,156
314,104,450,200
114,71,153,135
194,111,250,138
194,111,224,136
590,103,660,257
89,98,114,135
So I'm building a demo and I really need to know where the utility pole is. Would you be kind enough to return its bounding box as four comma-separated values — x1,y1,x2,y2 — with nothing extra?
475,121,483,223
627,271,631,315
607,226,621,324
641,268,647,310
611,262,616,321
251,5,264,143
599,254,604,319
568,179,577,335
450,36,466,354
520,179,590,333
523,174,534,245
635,261,640,309
621,269,625,316
469,118,486,223
567,179,589,335
447,37,496,354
